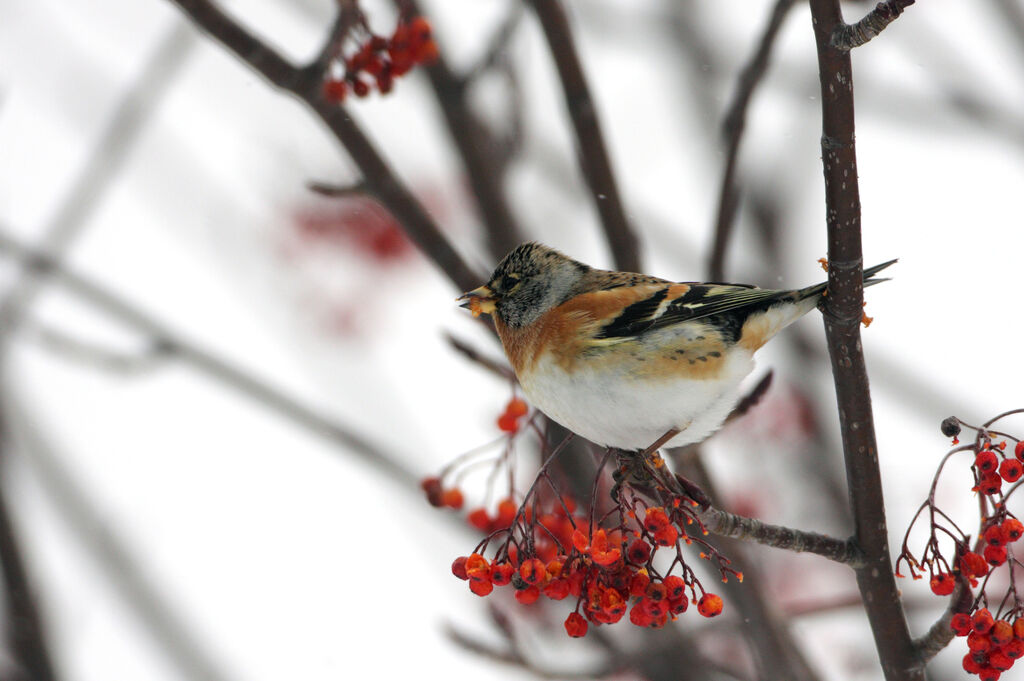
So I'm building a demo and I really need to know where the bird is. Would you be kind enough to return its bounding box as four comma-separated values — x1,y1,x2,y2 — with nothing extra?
459,242,894,451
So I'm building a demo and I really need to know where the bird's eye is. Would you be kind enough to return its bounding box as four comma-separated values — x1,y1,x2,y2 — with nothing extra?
500,273,520,291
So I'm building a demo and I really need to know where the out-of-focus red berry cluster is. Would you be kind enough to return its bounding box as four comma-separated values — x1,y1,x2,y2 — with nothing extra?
898,413,1024,680
424,394,735,638
322,15,438,102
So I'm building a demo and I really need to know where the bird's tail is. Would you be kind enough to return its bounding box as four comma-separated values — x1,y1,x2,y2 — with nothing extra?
794,258,897,301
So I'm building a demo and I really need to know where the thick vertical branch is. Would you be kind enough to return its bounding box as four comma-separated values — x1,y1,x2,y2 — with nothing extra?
526,0,641,272
808,2,921,680
0,425,59,681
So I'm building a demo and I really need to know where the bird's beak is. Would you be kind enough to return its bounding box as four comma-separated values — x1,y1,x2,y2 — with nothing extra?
458,285,497,318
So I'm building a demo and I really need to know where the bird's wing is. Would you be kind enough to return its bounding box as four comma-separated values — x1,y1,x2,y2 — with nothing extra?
589,283,795,342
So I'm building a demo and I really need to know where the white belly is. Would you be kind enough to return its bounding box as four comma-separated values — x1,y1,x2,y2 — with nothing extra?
520,351,755,450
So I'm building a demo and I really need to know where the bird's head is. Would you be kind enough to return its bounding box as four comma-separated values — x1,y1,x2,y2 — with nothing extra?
458,242,590,328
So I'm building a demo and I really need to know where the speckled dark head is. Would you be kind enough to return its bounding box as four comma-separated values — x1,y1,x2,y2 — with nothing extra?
483,242,591,328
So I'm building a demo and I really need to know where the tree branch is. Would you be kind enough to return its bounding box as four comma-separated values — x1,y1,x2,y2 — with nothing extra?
0,229,417,488
392,0,526,262
700,505,865,567
526,0,641,272
167,0,484,292
708,0,797,281
0,417,59,681
912,582,972,664
809,2,920,679
831,1,916,51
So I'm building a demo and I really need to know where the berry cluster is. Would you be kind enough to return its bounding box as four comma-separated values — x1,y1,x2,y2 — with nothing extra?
425,397,737,639
451,498,728,638
898,412,1024,680
951,609,1024,679
322,15,438,103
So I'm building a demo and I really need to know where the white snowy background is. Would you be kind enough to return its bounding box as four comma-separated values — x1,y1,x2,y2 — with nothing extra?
1,0,1022,680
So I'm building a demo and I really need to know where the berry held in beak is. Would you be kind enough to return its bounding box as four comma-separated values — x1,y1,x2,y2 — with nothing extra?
458,286,497,318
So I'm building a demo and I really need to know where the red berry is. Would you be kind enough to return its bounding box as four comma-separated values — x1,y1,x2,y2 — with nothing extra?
963,652,984,674
322,79,347,102
992,620,1014,645
408,16,432,43
1005,639,1024,659
629,601,654,627
645,582,668,603
984,543,1008,566
564,611,588,637
1015,440,1024,461
653,525,679,547
451,556,469,580
985,524,1007,547
663,575,686,600
974,609,996,635
440,488,464,509
1014,618,1024,640
961,551,990,578
968,630,992,652
490,562,514,586
514,585,540,604
929,572,956,596
469,578,493,596
977,450,999,473
467,508,491,532
626,539,651,564
697,593,723,617
978,666,1002,680
352,79,370,98
497,412,519,433
519,558,547,585
990,651,1013,671
629,571,651,597
505,397,528,418
421,476,445,506
643,507,671,533
979,472,1003,496
1000,458,1023,482
951,613,972,636
1002,518,1024,542
543,578,570,600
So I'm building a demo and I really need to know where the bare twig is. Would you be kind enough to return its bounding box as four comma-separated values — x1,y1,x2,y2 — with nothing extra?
21,319,171,375
167,0,483,292
464,4,526,83
525,0,641,272
306,180,367,197
393,0,526,262
708,0,797,281
444,333,515,382
831,0,916,51
0,229,417,487
809,2,921,679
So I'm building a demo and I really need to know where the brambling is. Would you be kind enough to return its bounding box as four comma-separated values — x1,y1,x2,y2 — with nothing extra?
459,242,894,451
